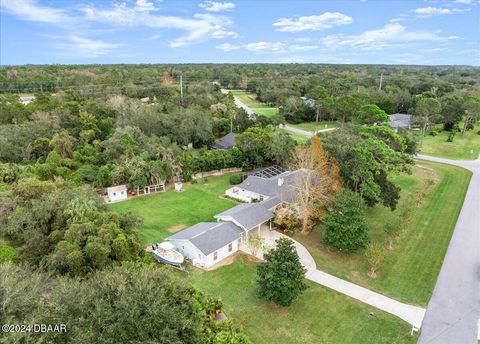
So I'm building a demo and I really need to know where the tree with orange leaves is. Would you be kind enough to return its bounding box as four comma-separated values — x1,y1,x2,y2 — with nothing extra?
289,135,342,233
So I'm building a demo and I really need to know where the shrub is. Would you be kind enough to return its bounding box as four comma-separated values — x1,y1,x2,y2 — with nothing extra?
0,245,18,263
429,130,438,136
256,238,307,306
229,174,244,185
365,243,386,278
322,189,370,253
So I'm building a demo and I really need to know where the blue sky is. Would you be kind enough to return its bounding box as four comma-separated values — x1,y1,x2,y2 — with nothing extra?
1,0,479,65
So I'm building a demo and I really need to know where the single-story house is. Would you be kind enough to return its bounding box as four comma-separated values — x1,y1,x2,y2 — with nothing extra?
167,222,243,268
389,113,412,130
211,132,236,149
214,201,275,241
106,185,128,202
225,169,303,204
165,167,305,269
166,197,277,268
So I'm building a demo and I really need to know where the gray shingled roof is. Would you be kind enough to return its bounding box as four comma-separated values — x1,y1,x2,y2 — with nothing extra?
259,196,281,210
389,113,411,129
167,222,242,255
212,132,236,149
235,169,305,203
215,202,274,230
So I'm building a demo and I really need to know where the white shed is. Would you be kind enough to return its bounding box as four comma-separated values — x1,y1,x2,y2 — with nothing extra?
106,185,128,202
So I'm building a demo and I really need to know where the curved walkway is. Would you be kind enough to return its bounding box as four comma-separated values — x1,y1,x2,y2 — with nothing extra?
415,154,480,344
248,226,426,328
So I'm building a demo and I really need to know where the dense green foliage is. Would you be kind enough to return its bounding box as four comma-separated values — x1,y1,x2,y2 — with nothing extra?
256,238,307,306
0,263,251,344
322,189,370,253
322,125,413,210
0,178,142,275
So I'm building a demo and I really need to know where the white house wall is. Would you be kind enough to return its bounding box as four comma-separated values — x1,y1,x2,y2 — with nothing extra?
203,239,239,268
168,240,206,267
225,187,263,203
107,190,127,202
168,239,239,269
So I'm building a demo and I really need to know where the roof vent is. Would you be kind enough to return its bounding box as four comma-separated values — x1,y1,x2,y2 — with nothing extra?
278,177,284,186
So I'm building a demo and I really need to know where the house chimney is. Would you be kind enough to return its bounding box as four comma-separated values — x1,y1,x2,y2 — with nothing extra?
278,177,284,186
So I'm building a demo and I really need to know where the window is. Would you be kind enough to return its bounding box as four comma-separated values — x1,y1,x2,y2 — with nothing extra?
113,192,116,196
213,251,218,260
228,243,233,252
121,191,124,195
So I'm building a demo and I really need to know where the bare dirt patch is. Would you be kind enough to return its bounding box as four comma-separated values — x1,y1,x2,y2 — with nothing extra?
168,224,186,233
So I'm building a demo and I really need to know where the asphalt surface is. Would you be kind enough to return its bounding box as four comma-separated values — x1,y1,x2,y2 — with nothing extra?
416,154,480,344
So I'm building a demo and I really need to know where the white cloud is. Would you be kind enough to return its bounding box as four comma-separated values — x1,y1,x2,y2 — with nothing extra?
199,1,235,12
216,43,241,51
243,42,285,52
413,7,453,15
216,41,321,53
322,23,458,50
80,4,237,47
216,41,286,53
273,12,353,32
454,0,473,4
411,6,471,18
289,45,319,51
54,35,120,57
0,0,72,24
134,0,160,13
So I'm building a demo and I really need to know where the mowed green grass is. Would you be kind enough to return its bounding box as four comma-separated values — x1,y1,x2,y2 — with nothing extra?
295,161,471,305
188,256,415,344
289,121,339,132
418,126,480,160
109,175,238,245
229,90,279,118
278,128,310,144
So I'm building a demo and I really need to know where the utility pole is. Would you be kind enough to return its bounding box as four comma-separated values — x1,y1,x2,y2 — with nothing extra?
180,75,183,104
379,72,383,91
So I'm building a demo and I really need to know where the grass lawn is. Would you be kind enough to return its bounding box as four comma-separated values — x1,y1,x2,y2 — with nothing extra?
229,90,279,118
188,255,416,344
418,126,480,160
109,175,238,245
294,160,471,306
289,121,338,132
278,128,310,144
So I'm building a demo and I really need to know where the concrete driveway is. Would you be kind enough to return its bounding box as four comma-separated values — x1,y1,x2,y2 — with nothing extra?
416,154,480,344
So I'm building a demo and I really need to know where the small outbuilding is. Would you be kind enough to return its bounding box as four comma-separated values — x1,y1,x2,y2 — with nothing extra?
106,185,128,202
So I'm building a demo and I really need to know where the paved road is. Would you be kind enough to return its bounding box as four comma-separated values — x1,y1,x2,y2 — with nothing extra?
279,124,337,137
221,89,256,118
416,154,480,344
250,226,426,328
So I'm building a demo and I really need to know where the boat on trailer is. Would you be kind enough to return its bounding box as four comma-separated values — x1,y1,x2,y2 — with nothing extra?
151,242,184,268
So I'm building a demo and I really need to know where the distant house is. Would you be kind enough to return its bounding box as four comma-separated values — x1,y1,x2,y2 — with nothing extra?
211,132,236,149
300,96,316,108
106,185,128,202
167,222,243,268
389,113,412,130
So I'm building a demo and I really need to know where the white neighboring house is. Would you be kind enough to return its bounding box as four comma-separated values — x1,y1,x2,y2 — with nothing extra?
106,185,128,202
167,222,242,269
